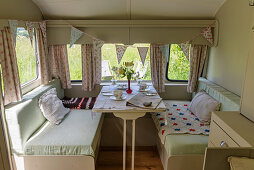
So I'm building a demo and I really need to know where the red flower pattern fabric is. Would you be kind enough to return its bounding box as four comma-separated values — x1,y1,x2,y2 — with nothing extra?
0,27,22,105
36,28,51,85
48,45,72,89
81,44,102,91
187,45,208,93
150,44,166,93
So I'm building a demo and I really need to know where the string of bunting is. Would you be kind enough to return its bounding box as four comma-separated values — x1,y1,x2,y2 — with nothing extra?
175,21,216,60
8,20,47,46
114,22,215,63
7,19,215,63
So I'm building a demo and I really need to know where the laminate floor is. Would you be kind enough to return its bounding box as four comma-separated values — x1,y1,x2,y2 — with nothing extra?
96,150,163,170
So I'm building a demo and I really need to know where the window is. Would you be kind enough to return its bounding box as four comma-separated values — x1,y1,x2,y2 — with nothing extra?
166,44,190,81
16,27,39,85
67,44,82,80
101,44,151,81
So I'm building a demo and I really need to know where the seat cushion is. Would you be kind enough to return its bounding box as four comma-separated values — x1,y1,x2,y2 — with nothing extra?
5,79,64,154
155,100,208,157
39,88,70,125
62,97,97,109
164,134,208,157
189,91,220,123
24,110,103,157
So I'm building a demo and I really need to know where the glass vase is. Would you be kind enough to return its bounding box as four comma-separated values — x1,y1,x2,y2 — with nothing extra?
126,79,132,94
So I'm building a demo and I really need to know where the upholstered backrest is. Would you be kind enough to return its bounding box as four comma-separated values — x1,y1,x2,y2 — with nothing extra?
195,78,241,111
5,79,64,154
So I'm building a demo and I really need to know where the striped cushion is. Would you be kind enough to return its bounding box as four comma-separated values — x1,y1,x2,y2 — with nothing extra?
62,97,97,109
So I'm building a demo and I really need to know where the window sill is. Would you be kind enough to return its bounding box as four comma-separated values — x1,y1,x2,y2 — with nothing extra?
21,78,41,95
71,80,187,86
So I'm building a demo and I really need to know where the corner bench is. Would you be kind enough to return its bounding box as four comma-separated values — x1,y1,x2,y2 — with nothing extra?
5,79,103,170
153,78,241,170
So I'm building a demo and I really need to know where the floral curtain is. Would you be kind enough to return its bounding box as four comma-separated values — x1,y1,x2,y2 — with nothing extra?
187,45,208,93
150,44,166,93
0,27,22,105
81,44,101,91
36,28,51,85
48,45,71,89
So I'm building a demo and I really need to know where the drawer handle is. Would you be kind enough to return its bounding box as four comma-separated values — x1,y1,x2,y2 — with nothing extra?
220,141,229,147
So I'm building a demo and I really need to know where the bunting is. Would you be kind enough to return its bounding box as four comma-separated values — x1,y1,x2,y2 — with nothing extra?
115,45,128,64
137,47,149,65
201,26,214,45
25,21,35,46
39,21,47,38
159,44,170,62
70,27,84,48
8,20,18,46
179,43,190,60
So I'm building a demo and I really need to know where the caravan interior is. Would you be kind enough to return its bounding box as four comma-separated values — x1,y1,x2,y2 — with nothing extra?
0,0,254,170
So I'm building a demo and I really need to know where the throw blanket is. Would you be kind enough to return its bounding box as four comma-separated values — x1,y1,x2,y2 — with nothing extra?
62,97,97,109
152,102,210,144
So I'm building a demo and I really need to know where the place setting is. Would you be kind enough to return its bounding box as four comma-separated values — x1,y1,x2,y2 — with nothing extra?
110,90,127,101
138,83,157,96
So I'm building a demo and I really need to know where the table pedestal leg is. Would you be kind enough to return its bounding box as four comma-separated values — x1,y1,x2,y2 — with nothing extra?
131,120,135,170
123,119,126,170
113,112,146,170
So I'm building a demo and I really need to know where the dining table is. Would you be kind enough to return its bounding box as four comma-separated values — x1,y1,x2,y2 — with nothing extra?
92,84,166,170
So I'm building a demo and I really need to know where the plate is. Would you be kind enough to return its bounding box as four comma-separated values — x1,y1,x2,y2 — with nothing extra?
146,93,157,96
102,93,113,96
110,96,127,101
117,85,127,90
139,88,150,92
102,90,112,93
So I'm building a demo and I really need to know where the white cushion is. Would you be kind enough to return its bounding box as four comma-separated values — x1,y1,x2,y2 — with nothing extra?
188,92,220,123
39,88,70,125
228,156,254,170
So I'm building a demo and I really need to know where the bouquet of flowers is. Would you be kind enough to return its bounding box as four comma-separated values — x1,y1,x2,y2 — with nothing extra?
119,62,135,80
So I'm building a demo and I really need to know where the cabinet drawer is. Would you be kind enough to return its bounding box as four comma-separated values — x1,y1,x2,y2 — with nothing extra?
209,121,239,147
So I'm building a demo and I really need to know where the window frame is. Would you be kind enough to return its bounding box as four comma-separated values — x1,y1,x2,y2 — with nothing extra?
166,44,189,83
18,28,40,88
71,80,82,82
67,44,82,81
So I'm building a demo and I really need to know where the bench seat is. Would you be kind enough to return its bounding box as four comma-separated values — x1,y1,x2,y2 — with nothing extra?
24,110,103,156
153,100,208,157
164,135,208,157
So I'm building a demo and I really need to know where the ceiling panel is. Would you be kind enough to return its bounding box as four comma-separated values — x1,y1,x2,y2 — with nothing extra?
33,0,130,19
32,0,226,19
131,0,226,19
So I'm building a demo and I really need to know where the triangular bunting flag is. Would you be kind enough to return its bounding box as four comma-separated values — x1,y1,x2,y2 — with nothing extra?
70,27,83,48
201,26,214,45
115,45,128,64
8,20,18,46
159,44,170,62
137,47,149,65
39,21,47,38
179,43,190,60
25,21,35,46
